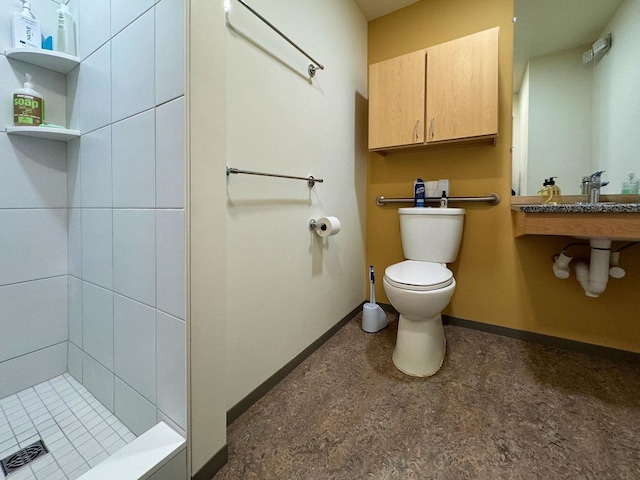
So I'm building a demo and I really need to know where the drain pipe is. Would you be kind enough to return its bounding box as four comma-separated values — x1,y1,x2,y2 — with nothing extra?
573,238,612,298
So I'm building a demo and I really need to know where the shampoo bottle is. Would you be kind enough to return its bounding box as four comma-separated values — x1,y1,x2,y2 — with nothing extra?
12,0,42,49
13,73,45,126
54,1,76,56
414,178,425,207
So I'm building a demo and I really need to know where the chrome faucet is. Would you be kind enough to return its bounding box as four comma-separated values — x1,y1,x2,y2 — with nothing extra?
582,170,609,204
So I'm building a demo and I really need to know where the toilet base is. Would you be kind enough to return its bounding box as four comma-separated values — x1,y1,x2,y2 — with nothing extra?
392,313,446,377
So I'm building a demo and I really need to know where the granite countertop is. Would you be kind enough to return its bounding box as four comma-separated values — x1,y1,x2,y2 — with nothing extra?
517,203,640,213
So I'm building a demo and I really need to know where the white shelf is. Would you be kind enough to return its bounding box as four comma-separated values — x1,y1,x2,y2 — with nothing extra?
5,126,81,141
5,47,80,74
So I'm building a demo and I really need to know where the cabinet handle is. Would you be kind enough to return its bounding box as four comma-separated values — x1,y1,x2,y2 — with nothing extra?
430,117,435,139
414,120,420,142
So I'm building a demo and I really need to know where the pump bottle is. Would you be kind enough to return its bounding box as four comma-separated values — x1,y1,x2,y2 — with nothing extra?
13,73,45,126
12,0,42,49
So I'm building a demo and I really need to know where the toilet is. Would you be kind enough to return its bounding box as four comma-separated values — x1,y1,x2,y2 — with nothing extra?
383,207,465,377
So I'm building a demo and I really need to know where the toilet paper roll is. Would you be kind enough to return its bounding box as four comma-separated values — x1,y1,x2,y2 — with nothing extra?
316,216,341,237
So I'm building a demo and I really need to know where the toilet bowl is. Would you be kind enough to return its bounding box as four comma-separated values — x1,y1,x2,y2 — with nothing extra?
383,260,456,376
383,207,465,377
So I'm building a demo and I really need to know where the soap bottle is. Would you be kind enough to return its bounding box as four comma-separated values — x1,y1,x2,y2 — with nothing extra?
13,73,45,126
12,0,42,49
621,171,639,195
439,190,448,208
54,0,77,56
414,178,425,207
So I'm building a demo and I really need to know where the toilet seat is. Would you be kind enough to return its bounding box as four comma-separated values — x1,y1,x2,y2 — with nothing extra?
384,260,453,291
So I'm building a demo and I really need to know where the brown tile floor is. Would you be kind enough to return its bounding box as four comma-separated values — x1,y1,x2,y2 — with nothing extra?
214,313,640,479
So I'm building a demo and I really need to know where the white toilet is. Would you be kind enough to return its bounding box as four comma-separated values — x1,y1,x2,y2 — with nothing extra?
383,207,465,377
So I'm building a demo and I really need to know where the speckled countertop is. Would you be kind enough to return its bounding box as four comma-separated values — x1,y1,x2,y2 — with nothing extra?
517,203,640,213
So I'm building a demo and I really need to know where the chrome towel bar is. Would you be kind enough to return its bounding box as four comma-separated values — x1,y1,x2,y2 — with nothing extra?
376,193,500,207
232,0,325,78
226,166,324,188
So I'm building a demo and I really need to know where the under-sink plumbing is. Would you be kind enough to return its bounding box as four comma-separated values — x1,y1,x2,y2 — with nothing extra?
552,240,637,297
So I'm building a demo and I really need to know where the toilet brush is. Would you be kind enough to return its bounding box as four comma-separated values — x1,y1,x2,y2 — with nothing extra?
362,265,388,333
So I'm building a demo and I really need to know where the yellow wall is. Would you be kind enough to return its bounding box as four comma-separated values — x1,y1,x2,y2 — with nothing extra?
366,0,640,353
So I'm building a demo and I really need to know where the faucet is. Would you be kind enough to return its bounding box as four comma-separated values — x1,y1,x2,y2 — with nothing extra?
582,170,609,204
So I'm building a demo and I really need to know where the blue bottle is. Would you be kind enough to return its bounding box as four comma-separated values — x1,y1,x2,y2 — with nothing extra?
414,178,425,207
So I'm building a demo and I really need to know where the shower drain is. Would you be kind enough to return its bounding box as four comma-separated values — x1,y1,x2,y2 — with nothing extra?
0,439,49,476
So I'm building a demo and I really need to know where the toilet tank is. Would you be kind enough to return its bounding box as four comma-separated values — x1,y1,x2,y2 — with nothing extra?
399,207,465,263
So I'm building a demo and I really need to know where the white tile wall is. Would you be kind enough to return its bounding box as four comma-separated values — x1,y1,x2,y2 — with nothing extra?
113,209,156,306
68,277,83,348
67,209,82,278
68,343,83,383
111,0,155,37
112,110,156,208
156,312,186,429
0,345,67,399
80,126,112,208
114,295,157,404
67,138,82,208
0,277,68,362
155,97,185,209
78,44,112,134
81,209,113,290
82,355,114,413
0,209,67,286
155,0,186,105
78,0,111,60
0,134,67,208
156,210,185,319
111,10,155,122
82,283,114,371
114,379,156,437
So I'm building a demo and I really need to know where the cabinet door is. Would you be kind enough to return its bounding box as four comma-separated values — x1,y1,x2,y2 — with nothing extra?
368,49,426,150
425,27,499,143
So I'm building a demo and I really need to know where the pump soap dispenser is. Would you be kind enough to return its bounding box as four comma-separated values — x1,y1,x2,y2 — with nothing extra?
13,73,44,126
538,177,560,204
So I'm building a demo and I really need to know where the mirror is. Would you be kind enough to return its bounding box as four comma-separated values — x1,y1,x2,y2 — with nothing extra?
512,0,639,196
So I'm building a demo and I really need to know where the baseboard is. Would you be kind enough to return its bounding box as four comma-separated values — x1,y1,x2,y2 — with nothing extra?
191,444,228,480
226,303,364,425
443,315,640,363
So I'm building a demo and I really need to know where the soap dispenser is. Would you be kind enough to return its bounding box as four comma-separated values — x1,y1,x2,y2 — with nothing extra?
538,177,560,204
13,73,44,126
621,171,639,195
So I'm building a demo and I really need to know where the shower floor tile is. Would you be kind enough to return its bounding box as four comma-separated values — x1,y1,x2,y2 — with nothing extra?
0,374,136,480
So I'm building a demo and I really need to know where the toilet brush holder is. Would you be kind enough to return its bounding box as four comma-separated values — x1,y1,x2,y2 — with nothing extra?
362,303,388,333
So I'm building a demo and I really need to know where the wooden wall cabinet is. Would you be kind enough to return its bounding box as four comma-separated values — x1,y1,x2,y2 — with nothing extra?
368,27,499,152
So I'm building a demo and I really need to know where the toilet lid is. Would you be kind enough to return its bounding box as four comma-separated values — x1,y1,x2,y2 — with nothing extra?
384,260,453,291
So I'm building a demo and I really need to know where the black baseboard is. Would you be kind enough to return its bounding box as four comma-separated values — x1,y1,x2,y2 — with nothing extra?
226,303,364,425
378,302,638,361
443,314,640,363
192,444,228,480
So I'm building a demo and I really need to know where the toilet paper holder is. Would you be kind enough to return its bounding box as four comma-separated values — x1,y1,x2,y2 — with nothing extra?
309,217,341,237
309,219,327,232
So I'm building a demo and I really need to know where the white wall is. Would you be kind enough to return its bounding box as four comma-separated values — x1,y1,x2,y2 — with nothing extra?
224,0,368,409
526,47,593,195
65,0,187,437
0,0,71,398
593,0,640,191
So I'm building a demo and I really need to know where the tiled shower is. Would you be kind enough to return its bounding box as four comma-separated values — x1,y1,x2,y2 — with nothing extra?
0,0,186,478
